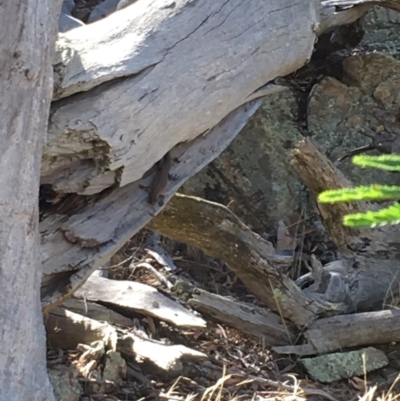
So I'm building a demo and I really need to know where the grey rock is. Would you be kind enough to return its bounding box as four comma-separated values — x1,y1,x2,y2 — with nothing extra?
103,350,127,386
48,366,83,401
308,52,400,187
182,89,304,233
301,347,388,383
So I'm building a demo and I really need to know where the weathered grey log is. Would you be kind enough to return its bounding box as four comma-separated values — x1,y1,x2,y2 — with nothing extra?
307,310,400,353
45,0,320,195
187,289,296,345
62,297,134,326
46,0,383,195
46,308,118,350
273,309,400,355
74,275,207,328
309,310,400,355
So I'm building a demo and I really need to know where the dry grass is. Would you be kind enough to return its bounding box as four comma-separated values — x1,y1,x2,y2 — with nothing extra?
159,370,400,401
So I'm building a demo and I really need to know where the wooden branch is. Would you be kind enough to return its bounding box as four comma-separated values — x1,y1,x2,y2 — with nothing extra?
319,4,371,34
146,193,342,327
187,289,296,346
118,333,207,373
291,139,364,251
273,309,400,356
319,0,400,34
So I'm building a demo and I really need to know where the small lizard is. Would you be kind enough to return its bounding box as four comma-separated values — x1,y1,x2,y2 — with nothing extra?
141,152,176,207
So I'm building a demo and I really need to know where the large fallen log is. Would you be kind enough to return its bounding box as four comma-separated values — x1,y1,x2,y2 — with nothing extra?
41,100,263,311
45,0,319,194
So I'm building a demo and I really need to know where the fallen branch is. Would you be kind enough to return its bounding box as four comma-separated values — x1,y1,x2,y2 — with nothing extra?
188,289,296,346
146,193,341,327
74,275,207,329
273,309,400,355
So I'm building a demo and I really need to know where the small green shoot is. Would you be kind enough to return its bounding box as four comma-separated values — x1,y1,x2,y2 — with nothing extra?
318,155,400,228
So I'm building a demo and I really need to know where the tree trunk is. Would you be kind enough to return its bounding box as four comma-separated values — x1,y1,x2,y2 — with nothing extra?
0,1,61,400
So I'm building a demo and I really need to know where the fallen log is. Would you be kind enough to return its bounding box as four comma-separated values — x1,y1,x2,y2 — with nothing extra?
273,310,400,355
187,289,296,346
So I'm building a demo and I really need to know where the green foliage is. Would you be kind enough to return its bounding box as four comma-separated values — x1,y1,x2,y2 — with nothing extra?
318,155,400,228
342,203,400,228
352,154,400,171
319,185,400,203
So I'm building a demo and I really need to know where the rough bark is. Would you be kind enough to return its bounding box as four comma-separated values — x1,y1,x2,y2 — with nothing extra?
44,0,382,196
0,1,61,400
